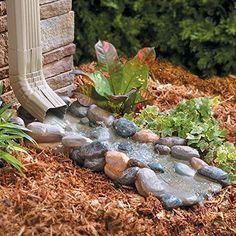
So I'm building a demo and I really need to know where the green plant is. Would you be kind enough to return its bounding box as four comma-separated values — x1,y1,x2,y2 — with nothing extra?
72,40,155,113
73,0,236,76
125,97,236,180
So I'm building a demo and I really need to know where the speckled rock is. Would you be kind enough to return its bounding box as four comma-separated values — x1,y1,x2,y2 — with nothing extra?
190,157,208,170
155,137,186,147
83,157,105,172
62,133,92,148
171,145,200,160
104,151,130,180
118,142,133,153
68,101,89,118
133,130,160,143
174,163,196,177
160,194,183,209
135,168,167,197
198,166,229,186
87,104,114,126
154,144,171,155
113,118,138,138
148,162,164,173
128,159,148,168
90,126,110,141
69,149,85,166
115,167,140,186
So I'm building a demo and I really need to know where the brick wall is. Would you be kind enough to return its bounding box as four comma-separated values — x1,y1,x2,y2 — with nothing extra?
0,0,75,103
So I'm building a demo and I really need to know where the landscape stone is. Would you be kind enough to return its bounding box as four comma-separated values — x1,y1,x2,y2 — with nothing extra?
171,145,200,160
155,137,186,147
118,142,133,153
115,167,140,186
178,193,199,206
135,168,167,197
90,126,110,141
74,93,94,107
62,133,92,148
154,144,171,155
80,117,90,125
69,149,85,167
132,130,160,143
160,194,183,209
104,151,130,180
68,101,89,118
190,157,208,170
10,117,25,127
198,166,229,186
87,104,114,127
128,159,148,168
83,157,105,172
113,118,138,138
148,162,164,173
174,163,196,177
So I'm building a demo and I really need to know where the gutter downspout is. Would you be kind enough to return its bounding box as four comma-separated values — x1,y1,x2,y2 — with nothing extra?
6,0,67,122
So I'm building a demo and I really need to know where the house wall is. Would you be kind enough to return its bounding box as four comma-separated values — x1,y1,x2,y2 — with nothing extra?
0,0,75,103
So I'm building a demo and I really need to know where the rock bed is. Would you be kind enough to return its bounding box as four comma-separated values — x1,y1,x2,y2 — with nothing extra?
16,94,230,209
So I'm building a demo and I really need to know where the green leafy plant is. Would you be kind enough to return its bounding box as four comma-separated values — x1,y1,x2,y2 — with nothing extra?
72,40,155,113
125,97,236,180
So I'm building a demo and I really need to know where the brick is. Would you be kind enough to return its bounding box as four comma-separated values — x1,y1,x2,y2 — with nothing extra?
0,66,8,79
43,43,75,65
0,1,6,17
41,11,74,53
0,32,8,67
46,71,73,90
40,0,72,20
0,15,7,33
0,90,17,104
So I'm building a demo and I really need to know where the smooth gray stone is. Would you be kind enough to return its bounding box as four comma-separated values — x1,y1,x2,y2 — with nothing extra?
198,166,229,186
10,116,25,127
155,137,186,147
154,144,171,155
118,142,133,153
178,193,199,206
62,133,92,148
90,126,110,141
69,149,85,167
174,163,196,177
116,167,140,186
171,145,200,160
80,117,90,125
83,157,105,172
148,162,164,173
68,101,88,118
160,194,183,209
113,118,138,138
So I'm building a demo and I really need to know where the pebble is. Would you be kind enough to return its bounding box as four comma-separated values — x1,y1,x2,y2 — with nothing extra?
128,159,148,168
154,144,171,155
155,137,186,147
62,133,92,148
135,168,167,197
160,194,183,209
83,157,105,172
113,118,138,138
118,142,133,153
90,126,110,141
115,167,140,186
171,145,200,160
104,151,130,180
197,166,229,186
190,157,208,170
174,163,196,177
87,104,114,127
80,117,90,125
132,130,160,143
148,162,164,173
27,122,65,143
68,101,89,118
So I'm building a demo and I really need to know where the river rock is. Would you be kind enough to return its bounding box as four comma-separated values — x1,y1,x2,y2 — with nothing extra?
118,142,133,153
83,157,105,172
197,166,229,186
104,151,130,180
178,193,199,206
190,157,208,170
174,163,196,177
62,133,92,148
128,159,148,168
148,162,164,173
68,101,89,118
154,144,171,155
160,194,183,209
87,104,114,126
132,130,160,143
155,137,186,147
135,168,166,197
113,118,138,138
75,93,94,107
69,149,85,166
171,145,200,160
10,116,25,127
90,126,110,141
115,167,140,186
80,117,90,125
27,122,65,143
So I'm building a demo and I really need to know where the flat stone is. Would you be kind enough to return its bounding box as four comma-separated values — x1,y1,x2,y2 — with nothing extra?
115,167,140,186
80,117,90,125
135,168,167,197
148,162,164,173
198,166,229,186
27,122,65,143
128,159,148,168
88,104,114,127
155,137,186,147
190,157,208,170
68,101,89,118
174,163,196,177
113,118,138,138
160,194,183,209
171,145,200,160
132,129,160,143
154,144,171,155
90,126,110,141
74,93,94,107
62,133,92,148
83,157,105,172
104,151,129,180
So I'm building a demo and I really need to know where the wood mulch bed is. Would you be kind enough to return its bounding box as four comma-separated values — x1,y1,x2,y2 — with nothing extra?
0,60,236,235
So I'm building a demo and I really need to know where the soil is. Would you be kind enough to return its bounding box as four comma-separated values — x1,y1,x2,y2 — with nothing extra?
0,60,236,235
